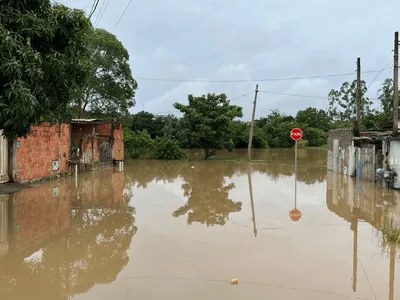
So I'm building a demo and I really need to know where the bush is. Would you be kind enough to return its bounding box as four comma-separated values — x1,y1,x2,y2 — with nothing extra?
153,137,187,160
124,129,154,158
303,127,327,147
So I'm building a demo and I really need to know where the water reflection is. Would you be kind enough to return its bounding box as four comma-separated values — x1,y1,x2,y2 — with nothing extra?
173,164,242,226
125,148,327,189
326,171,399,300
0,170,136,300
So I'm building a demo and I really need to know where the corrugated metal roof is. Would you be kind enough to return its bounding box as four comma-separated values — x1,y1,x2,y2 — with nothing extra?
71,119,99,123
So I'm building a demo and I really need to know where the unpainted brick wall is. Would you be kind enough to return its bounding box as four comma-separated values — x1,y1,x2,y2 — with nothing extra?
97,123,112,136
113,123,124,160
15,123,70,182
14,180,70,252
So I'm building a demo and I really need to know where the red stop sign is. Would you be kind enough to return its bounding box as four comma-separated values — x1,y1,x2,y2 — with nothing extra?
290,128,303,141
289,208,302,222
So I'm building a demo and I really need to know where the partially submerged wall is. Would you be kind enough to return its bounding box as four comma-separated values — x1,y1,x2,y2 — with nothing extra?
327,129,355,176
113,123,124,161
355,143,376,182
14,123,70,183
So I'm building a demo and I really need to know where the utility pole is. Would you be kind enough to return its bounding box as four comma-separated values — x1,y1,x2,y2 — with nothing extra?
355,57,361,133
247,84,259,160
393,31,399,136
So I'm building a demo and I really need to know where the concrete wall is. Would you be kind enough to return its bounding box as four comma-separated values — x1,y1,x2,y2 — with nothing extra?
388,140,400,175
327,129,355,176
14,123,70,183
355,143,376,182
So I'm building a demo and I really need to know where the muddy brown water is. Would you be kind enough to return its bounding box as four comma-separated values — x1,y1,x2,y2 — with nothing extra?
0,148,399,299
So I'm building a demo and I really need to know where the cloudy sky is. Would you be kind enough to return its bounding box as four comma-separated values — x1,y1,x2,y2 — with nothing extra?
62,0,399,120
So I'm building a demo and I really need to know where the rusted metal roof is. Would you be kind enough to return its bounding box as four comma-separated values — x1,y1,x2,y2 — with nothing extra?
71,119,99,123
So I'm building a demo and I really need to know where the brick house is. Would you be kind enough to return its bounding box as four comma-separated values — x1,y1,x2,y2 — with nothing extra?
0,119,124,184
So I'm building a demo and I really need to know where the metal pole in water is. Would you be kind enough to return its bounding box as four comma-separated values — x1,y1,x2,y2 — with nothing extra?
294,140,298,209
74,164,78,187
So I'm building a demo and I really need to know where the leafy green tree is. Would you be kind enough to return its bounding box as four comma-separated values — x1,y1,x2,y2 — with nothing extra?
0,0,91,139
328,80,372,123
153,137,187,160
377,78,400,115
303,127,327,147
74,28,137,118
131,111,170,139
124,129,154,158
296,107,331,132
174,93,243,159
262,110,299,148
229,121,267,148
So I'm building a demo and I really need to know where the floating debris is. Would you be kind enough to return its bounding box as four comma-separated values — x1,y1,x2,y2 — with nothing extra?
231,279,238,285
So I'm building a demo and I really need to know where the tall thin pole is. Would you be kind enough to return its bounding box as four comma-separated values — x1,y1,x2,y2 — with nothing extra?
355,57,361,133
247,84,259,160
393,31,399,136
294,140,298,208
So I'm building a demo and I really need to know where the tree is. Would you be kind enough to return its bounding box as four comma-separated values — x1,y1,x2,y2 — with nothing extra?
229,121,267,148
174,93,243,159
328,80,372,123
296,107,331,132
124,129,154,158
153,136,187,160
377,78,400,115
131,111,168,139
0,0,91,140
303,127,327,147
261,110,299,148
74,28,137,119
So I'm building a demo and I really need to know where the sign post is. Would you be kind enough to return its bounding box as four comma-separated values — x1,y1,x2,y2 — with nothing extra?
290,128,303,221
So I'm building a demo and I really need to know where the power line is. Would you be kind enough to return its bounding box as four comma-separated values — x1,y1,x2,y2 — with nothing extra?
112,0,134,33
134,67,392,83
259,90,378,101
135,92,254,115
88,0,100,19
259,90,326,99
229,91,254,101
367,61,393,90
94,0,106,26
95,0,110,27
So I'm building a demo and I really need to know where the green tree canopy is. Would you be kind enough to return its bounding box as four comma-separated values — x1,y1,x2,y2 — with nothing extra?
328,80,372,123
174,93,243,159
377,78,400,116
74,28,137,119
0,0,91,139
296,107,331,132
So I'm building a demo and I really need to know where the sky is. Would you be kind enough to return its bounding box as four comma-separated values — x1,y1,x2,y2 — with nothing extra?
62,0,400,120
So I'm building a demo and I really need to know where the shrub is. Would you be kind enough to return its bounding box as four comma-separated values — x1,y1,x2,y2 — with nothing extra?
124,129,154,158
153,137,187,160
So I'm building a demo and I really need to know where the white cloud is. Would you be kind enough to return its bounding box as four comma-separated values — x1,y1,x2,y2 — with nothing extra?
61,0,400,118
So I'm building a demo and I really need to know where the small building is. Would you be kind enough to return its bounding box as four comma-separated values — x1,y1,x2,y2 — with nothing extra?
0,119,124,184
328,127,400,188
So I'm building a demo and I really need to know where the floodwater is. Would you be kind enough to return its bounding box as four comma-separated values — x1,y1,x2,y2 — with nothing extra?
0,148,400,300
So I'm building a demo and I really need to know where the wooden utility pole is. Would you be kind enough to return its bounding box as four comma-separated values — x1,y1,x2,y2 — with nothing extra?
393,31,399,136
355,57,361,133
247,84,259,160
